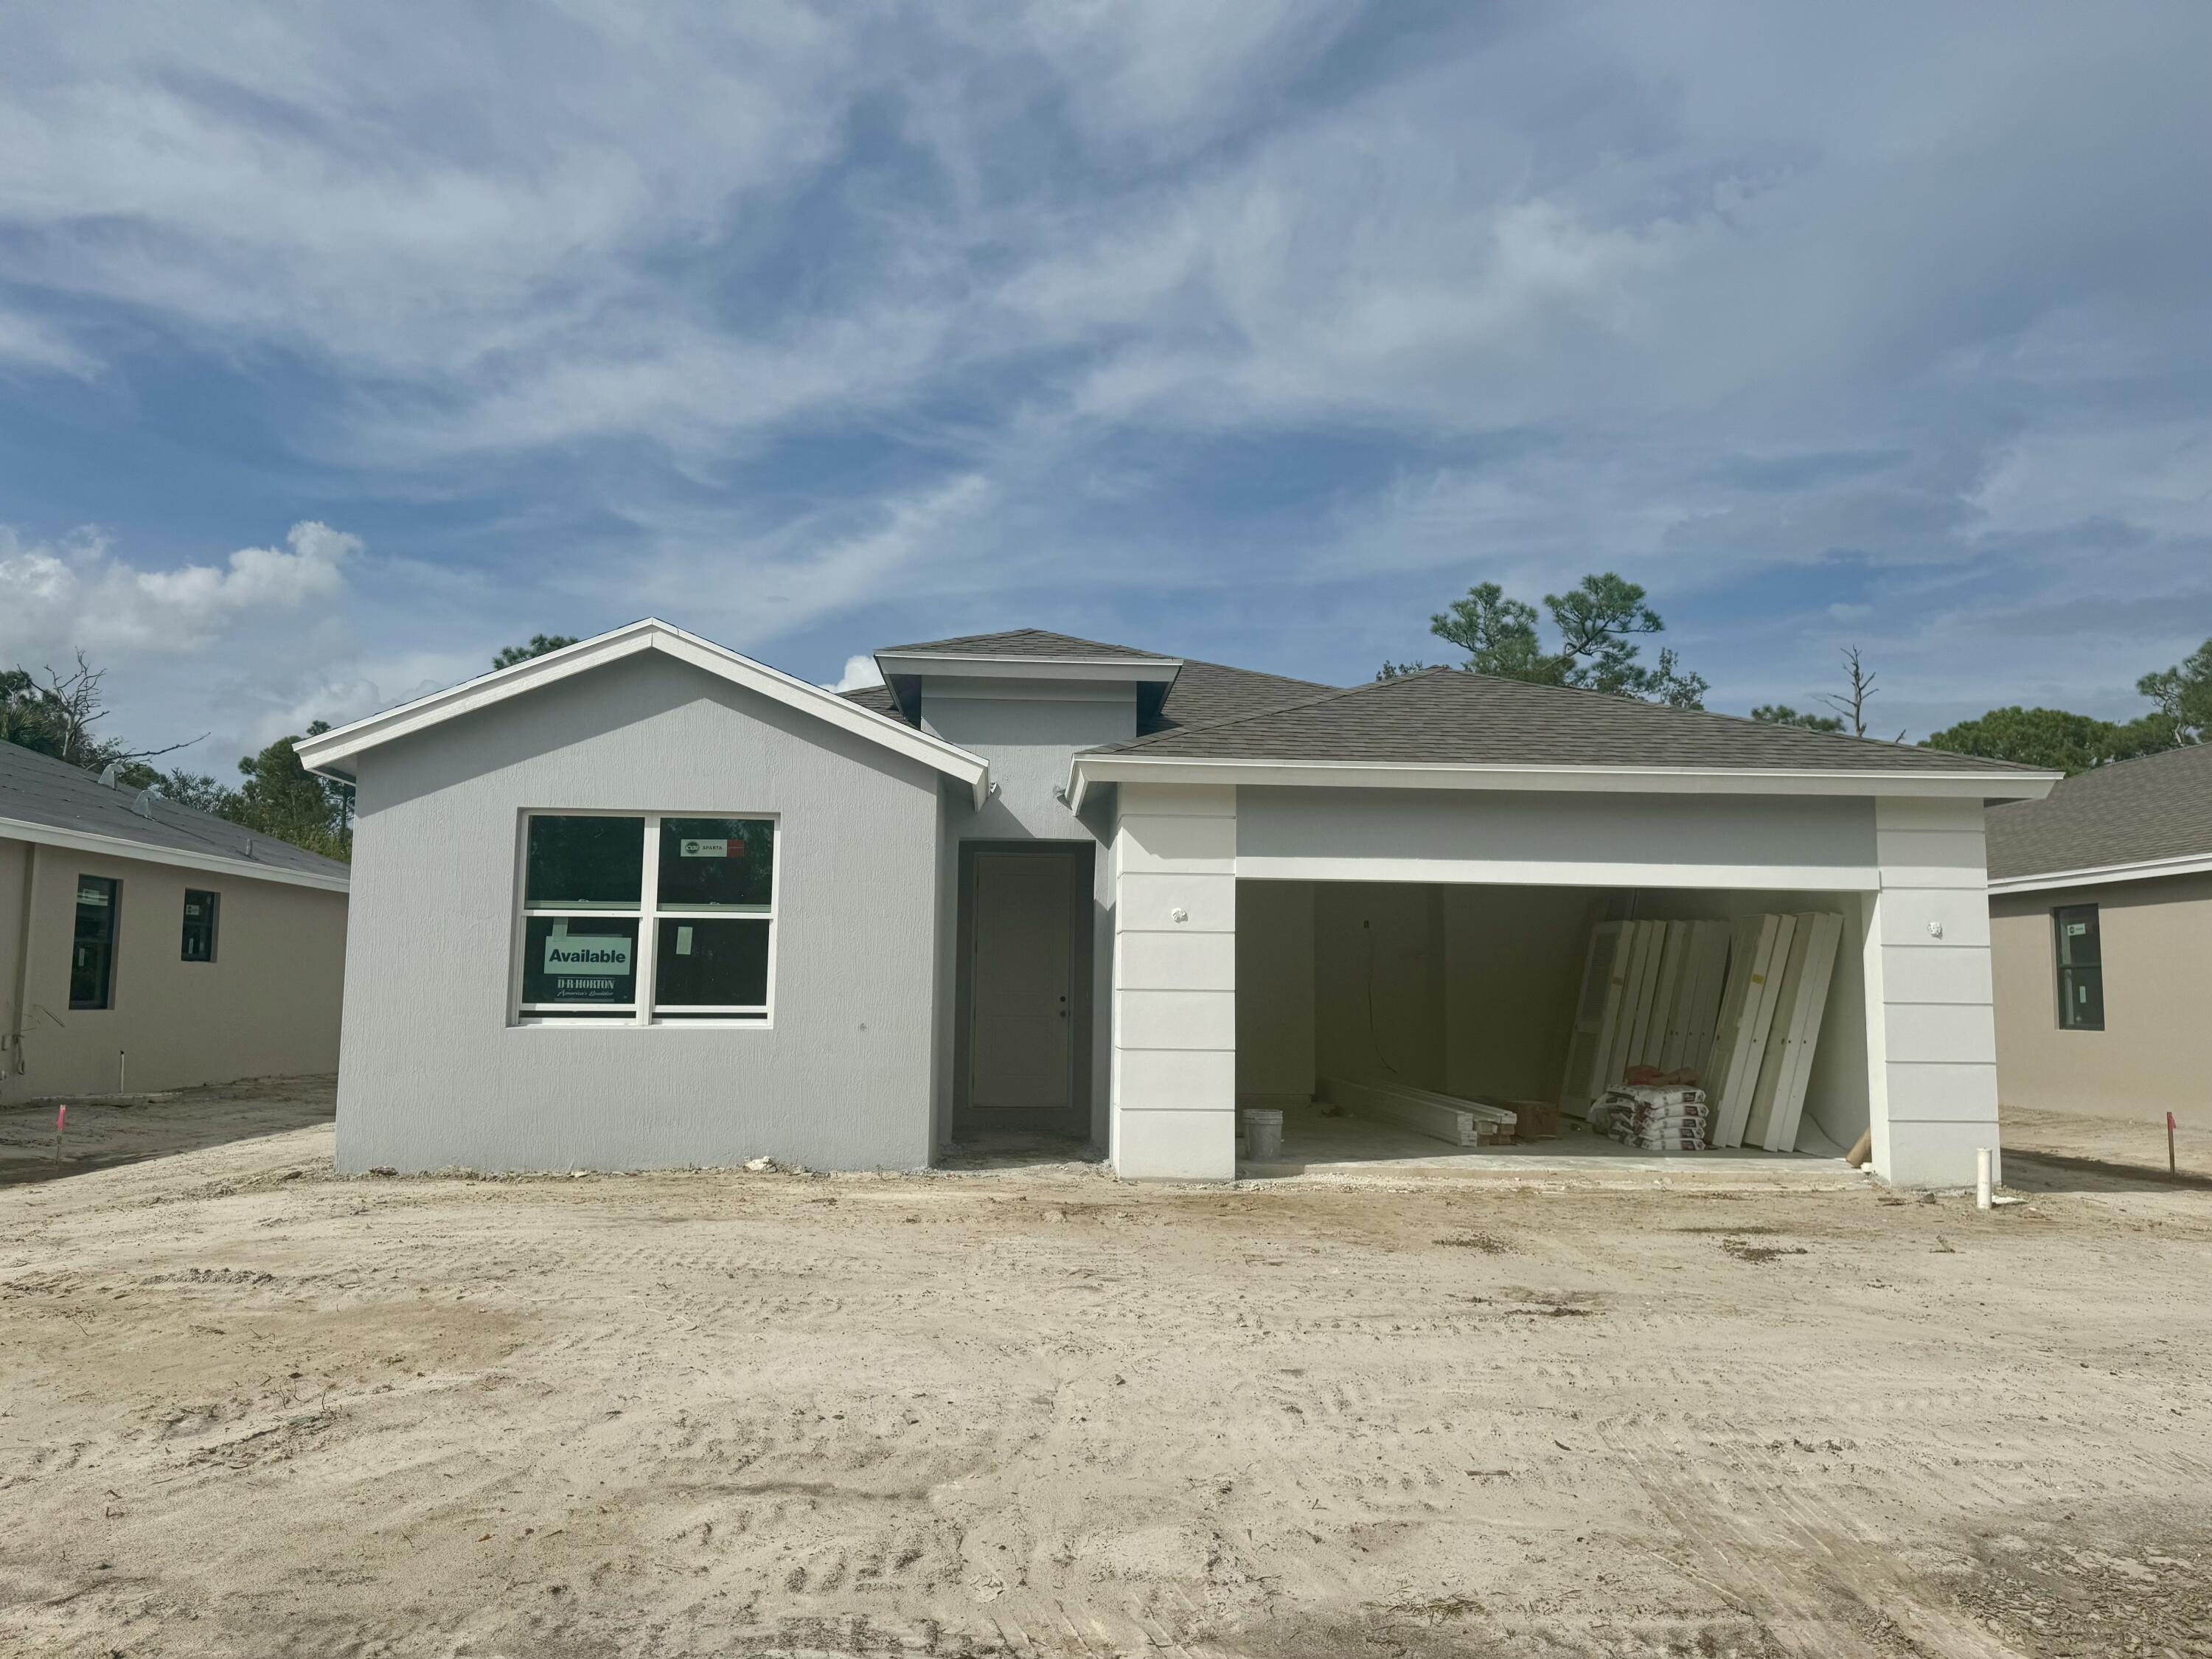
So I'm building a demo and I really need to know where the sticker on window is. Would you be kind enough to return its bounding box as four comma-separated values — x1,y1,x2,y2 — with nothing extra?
542,933,634,974
679,838,740,859
2066,922,2087,936
675,925,695,956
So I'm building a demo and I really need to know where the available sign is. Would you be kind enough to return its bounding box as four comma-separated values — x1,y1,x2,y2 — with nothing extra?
543,933,634,974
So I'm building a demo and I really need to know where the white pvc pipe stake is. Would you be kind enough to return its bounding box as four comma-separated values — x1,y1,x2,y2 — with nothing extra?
1976,1147,1993,1211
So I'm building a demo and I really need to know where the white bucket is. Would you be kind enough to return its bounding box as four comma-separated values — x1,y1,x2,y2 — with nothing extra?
1238,1107,1284,1161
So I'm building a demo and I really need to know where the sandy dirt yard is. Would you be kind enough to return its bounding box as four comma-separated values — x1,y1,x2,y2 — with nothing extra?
3,1082,2210,1659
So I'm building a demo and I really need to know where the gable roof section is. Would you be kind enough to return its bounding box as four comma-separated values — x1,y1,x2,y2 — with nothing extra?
1986,741,2212,889
298,620,991,807
0,741,350,891
1070,667,2058,805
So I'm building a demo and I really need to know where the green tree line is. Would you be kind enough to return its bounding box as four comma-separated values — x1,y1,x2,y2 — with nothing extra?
1389,573,2210,774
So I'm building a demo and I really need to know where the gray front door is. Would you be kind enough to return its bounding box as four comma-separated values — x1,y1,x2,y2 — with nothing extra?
968,851,1072,1113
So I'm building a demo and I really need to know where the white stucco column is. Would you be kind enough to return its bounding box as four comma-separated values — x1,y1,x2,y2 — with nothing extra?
1110,784,1237,1179
1864,796,2002,1186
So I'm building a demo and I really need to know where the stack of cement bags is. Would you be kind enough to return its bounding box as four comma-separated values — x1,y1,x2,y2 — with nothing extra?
1597,1084,1711,1152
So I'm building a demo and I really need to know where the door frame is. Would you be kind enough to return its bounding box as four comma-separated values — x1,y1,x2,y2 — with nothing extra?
953,839,1095,1138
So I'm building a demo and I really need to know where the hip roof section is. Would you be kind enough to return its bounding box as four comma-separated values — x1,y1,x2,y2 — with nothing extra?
1986,740,2212,882
1073,667,2058,801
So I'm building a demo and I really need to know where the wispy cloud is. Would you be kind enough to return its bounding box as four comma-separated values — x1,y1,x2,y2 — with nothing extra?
0,0,2205,753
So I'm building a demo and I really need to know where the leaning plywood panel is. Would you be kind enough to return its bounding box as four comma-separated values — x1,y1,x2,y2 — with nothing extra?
1773,912,1845,1154
1601,922,1655,1096
1679,922,1733,1081
1742,917,1817,1150
1655,919,1700,1074
1559,922,1632,1115
1642,922,1690,1070
1700,920,1755,1110
1622,922,1667,1072
1712,914,1794,1149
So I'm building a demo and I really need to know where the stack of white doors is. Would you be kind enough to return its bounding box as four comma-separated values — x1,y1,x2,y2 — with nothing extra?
1561,911,1844,1155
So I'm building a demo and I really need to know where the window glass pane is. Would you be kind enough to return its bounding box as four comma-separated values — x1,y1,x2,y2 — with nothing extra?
181,889,219,962
657,818,773,910
653,917,769,1008
521,916,641,1006
2054,905,2101,967
526,816,644,909
71,876,118,1009
2059,965,2105,1030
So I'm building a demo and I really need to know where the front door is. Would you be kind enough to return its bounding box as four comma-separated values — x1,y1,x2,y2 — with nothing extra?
969,852,1072,1113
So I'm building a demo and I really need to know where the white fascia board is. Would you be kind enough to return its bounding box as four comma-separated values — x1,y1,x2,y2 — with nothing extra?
1987,852,2212,895
297,619,992,808
1235,854,1880,891
872,651,1181,687
0,815,350,893
1067,754,2058,813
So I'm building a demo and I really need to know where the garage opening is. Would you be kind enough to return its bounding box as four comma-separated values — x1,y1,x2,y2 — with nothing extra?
1233,879,1869,1169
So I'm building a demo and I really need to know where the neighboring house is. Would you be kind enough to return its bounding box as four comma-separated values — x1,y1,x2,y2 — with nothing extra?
299,621,2051,1186
0,742,351,1101
1987,742,2212,1130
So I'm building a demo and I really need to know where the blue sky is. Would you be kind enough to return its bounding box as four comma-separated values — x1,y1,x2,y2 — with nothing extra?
2,1,2209,771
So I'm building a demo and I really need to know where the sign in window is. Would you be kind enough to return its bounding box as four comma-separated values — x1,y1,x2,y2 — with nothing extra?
514,813,775,1024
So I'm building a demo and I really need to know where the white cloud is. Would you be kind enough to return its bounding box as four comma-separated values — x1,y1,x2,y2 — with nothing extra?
0,521,358,658
824,654,883,693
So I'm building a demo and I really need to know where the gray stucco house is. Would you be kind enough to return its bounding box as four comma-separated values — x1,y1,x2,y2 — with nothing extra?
300,620,2052,1186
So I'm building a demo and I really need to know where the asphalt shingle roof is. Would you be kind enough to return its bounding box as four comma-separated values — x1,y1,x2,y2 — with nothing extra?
843,640,1333,737
1085,667,2050,775
1986,742,2212,879
874,628,1177,662
0,740,350,883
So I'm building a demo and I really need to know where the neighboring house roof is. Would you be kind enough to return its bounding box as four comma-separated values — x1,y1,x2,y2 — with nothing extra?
1069,667,2058,805
1986,741,2212,891
0,741,350,892
299,619,992,808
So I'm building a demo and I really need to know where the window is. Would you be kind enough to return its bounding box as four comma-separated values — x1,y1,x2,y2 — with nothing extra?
71,875,119,1009
515,813,775,1024
2053,904,2103,1030
181,889,220,962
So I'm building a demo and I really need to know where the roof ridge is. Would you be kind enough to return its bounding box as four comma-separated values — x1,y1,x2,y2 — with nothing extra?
877,626,1177,661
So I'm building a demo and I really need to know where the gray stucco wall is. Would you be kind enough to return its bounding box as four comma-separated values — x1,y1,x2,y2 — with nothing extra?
919,689,1127,1146
334,654,945,1173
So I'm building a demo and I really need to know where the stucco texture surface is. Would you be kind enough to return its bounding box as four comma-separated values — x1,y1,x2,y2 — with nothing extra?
1,836,346,1100
1992,872,2212,1128
334,653,946,1173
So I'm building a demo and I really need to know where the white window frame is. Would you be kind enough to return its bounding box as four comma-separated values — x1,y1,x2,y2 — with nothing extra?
510,809,779,1028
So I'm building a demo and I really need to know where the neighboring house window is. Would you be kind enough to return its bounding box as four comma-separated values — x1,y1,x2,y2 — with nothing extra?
181,889,220,962
71,876,119,1009
2053,904,2103,1031
515,813,776,1025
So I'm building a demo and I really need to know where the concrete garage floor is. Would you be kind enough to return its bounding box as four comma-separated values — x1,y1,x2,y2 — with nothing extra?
3,1081,2211,1658
1239,1100,1860,1183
